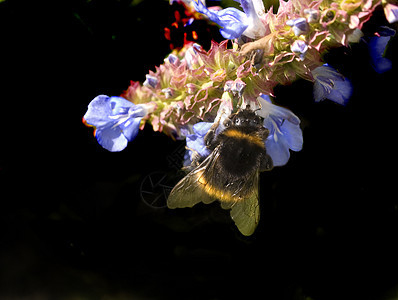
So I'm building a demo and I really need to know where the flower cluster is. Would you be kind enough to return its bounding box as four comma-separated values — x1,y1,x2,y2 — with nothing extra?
83,0,395,167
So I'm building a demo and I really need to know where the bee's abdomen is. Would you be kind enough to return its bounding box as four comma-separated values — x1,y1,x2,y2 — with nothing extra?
217,129,264,178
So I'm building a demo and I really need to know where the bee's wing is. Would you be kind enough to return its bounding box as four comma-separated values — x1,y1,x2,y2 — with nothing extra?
221,171,260,236
167,147,221,209
168,146,260,236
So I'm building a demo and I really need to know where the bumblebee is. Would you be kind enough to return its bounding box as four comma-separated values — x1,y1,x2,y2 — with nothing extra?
167,107,273,236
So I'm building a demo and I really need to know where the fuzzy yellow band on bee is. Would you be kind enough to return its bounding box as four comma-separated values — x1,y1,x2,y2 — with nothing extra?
196,170,237,202
222,129,265,148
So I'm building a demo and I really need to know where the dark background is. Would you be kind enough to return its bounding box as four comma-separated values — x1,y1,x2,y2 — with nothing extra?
1,0,397,299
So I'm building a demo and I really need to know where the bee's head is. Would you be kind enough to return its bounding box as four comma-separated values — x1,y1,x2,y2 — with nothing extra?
224,107,263,128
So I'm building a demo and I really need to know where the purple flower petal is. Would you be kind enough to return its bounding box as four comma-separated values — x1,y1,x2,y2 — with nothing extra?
217,8,249,39
185,122,213,161
193,0,248,39
257,95,303,166
109,96,135,116
384,3,398,24
239,0,267,38
119,117,142,142
286,18,309,36
291,40,308,61
95,125,128,152
83,95,113,127
83,95,146,151
368,26,396,74
304,8,320,23
312,64,353,105
143,75,159,89
265,136,290,167
193,122,213,136
326,79,353,105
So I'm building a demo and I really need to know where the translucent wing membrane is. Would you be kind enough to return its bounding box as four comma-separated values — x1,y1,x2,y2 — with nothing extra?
220,171,260,236
167,146,261,236
167,147,221,209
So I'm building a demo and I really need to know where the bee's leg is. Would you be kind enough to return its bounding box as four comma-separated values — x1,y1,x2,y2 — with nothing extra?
260,151,273,171
259,127,270,140
204,121,220,148
182,146,203,173
185,146,202,165
204,129,215,147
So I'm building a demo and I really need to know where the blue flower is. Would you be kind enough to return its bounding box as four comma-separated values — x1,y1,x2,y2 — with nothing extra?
304,8,320,23
185,122,213,163
286,18,309,36
193,0,266,39
367,26,396,74
143,74,159,89
193,0,247,39
312,64,353,105
257,95,303,167
238,0,267,38
291,40,308,61
383,2,398,24
83,95,147,152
